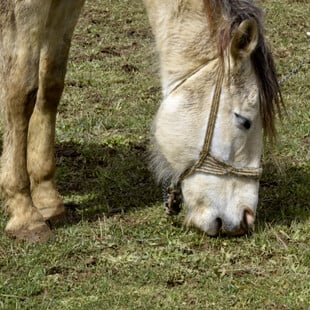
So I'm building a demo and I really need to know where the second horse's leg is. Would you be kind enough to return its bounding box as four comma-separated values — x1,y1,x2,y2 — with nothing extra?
0,1,53,242
27,0,85,221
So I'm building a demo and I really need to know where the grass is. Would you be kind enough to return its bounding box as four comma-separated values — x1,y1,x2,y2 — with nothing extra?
0,0,309,309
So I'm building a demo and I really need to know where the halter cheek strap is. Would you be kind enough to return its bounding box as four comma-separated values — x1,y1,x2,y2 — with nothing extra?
164,64,262,215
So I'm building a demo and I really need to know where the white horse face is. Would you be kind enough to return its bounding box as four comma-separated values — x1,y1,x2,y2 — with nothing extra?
152,20,263,236
182,69,262,236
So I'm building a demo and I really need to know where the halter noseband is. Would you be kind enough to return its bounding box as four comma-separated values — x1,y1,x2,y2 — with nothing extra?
164,63,263,216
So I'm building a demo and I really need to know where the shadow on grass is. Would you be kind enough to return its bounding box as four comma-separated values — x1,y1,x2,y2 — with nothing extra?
1,137,307,229
55,140,161,222
55,140,309,228
257,162,310,227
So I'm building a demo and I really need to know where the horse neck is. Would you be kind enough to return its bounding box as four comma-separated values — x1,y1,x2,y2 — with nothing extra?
154,4,222,97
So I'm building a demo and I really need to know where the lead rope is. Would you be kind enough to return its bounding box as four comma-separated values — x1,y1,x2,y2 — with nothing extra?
279,56,310,85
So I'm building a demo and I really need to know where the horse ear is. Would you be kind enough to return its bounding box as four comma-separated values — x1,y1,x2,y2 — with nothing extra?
230,18,258,61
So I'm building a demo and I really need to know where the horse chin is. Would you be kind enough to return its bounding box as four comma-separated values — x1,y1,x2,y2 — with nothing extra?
181,174,258,236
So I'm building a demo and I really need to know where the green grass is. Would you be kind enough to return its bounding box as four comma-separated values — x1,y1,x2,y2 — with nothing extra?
0,0,309,309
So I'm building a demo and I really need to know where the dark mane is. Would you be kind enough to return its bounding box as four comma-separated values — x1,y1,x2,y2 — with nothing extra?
205,0,283,138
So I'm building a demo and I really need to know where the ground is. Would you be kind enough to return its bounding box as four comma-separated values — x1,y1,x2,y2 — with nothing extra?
0,0,309,309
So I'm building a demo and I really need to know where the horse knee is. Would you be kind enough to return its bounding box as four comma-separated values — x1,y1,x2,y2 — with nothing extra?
4,78,39,120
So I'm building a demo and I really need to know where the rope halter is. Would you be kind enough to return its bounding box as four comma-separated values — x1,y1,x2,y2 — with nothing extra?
164,63,263,215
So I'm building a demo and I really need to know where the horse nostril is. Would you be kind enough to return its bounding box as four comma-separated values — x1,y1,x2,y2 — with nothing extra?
215,217,223,230
222,209,254,236
243,208,255,230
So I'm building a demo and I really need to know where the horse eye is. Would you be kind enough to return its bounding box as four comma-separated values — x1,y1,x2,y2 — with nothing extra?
234,113,252,130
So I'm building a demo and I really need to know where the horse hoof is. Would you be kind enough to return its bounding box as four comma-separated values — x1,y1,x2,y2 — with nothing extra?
6,222,55,243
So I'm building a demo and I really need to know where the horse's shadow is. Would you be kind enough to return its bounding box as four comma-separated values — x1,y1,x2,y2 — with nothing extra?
55,140,160,223
257,162,309,227
56,141,309,228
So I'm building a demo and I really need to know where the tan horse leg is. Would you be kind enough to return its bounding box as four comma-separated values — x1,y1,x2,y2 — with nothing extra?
27,0,85,222
0,1,53,242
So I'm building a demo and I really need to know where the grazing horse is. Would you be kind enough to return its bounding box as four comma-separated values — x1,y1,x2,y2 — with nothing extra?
0,0,281,242
146,0,282,236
